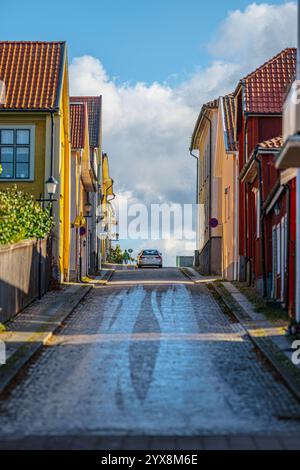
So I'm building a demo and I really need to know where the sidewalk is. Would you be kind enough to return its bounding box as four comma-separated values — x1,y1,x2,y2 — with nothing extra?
89,266,115,284
182,268,300,403
212,281,300,402
0,281,95,394
180,267,220,283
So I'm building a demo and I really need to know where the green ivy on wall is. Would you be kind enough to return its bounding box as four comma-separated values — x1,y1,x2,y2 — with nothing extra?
0,186,54,245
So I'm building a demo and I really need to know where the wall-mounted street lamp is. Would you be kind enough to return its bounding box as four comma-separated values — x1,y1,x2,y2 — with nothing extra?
84,201,93,218
46,175,58,198
36,175,58,297
37,175,58,216
110,233,119,241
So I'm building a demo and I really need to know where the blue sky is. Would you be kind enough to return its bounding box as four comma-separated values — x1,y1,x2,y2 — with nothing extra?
1,0,288,84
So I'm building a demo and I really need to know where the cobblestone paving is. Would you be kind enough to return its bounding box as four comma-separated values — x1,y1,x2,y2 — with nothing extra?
1,268,300,440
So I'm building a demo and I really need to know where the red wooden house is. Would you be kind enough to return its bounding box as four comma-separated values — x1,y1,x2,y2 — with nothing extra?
235,49,296,305
240,136,296,317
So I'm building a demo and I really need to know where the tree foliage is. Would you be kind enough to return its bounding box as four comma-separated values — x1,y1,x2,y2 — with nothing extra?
0,186,54,245
108,244,124,264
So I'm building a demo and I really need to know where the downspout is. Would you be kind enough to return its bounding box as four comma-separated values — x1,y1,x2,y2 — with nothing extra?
189,149,199,205
202,113,213,274
234,154,239,280
285,183,291,309
189,148,199,267
254,150,267,298
50,111,55,177
78,149,83,283
49,111,55,217
244,115,249,272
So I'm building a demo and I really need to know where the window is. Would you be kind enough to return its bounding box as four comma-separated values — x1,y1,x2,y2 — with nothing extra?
255,189,260,239
281,217,286,301
205,142,210,179
225,187,231,221
272,226,277,298
0,126,35,180
276,224,281,276
142,250,159,256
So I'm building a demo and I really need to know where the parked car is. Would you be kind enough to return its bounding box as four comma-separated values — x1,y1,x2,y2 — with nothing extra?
137,249,163,268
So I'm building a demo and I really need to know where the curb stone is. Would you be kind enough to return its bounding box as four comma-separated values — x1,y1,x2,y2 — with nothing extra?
103,269,115,283
210,282,300,404
180,267,196,281
93,269,115,285
0,285,92,394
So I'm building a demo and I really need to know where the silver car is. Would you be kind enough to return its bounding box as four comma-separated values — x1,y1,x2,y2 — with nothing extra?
137,249,163,268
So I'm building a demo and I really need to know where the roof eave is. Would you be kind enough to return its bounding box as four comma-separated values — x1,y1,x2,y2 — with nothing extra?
190,103,218,150
55,41,67,110
0,107,59,113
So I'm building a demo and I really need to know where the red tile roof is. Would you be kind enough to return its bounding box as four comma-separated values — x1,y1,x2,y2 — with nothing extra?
222,94,237,152
70,102,87,149
205,98,219,109
258,136,283,150
0,41,65,110
70,96,101,148
239,48,296,114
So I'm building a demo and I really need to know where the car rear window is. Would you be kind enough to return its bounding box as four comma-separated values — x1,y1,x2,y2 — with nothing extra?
142,250,159,256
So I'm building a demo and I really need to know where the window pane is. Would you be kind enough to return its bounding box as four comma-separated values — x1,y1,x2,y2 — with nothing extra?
16,129,30,145
1,130,14,144
16,163,29,179
16,147,29,163
0,147,13,162
0,162,14,178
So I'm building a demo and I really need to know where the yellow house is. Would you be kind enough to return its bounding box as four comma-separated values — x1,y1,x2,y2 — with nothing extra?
101,153,115,261
71,96,102,271
190,99,222,275
0,41,71,281
69,101,92,280
214,94,239,281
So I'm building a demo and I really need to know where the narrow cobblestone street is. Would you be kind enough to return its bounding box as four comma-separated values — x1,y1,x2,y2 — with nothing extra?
1,268,300,449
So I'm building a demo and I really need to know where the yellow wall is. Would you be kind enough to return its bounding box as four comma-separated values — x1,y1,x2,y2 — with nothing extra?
215,103,237,281
194,110,221,250
101,154,114,259
0,114,46,199
58,63,71,281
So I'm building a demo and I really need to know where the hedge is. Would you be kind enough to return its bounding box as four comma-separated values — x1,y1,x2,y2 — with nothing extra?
0,186,54,245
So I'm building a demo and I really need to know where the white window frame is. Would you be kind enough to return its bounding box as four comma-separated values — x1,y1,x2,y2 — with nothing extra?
284,214,288,271
277,224,281,276
254,189,260,239
227,186,231,220
272,226,277,298
0,124,35,181
281,217,285,301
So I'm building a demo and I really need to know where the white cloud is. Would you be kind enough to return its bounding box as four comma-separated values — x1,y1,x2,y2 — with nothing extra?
69,2,297,265
70,55,197,206
209,2,297,66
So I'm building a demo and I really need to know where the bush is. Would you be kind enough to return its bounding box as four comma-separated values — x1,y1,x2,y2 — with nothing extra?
108,244,124,264
0,186,54,245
